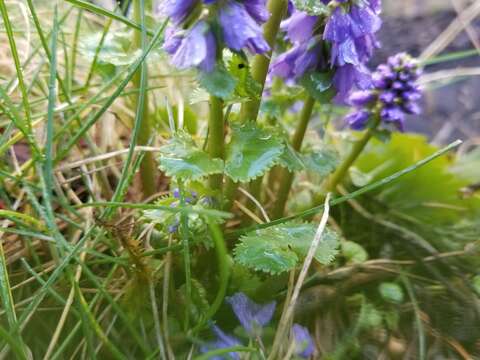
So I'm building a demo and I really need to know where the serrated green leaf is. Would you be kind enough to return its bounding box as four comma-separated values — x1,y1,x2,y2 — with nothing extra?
228,54,262,100
225,123,284,182
198,63,237,99
302,147,339,177
158,131,223,180
300,71,335,102
292,0,329,15
234,222,340,274
234,237,299,274
278,144,305,172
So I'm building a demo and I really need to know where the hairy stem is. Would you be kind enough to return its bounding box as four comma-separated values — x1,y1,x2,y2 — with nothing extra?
208,96,225,195
224,0,288,210
133,0,156,198
271,96,316,219
327,116,381,191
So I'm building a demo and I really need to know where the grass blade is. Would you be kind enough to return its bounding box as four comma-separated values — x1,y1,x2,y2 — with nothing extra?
230,139,463,237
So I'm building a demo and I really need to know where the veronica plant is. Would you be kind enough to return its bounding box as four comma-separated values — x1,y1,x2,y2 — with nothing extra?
152,0,425,355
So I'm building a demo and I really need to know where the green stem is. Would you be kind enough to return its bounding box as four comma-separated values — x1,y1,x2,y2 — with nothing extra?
133,0,156,198
271,96,316,219
178,183,192,331
224,0,288,210
207,96,225,195
240,0,288,121
327,116,381,191
191,222,230,333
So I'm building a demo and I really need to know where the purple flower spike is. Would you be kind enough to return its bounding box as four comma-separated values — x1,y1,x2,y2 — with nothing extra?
200,325,242,360
167,21,217,72
345,52,422,131
292,324,315,358
219,1,270,54
226,293,276,335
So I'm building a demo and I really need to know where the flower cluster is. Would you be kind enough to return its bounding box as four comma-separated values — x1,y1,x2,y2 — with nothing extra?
270,0,382,102
201,292,315,358
346,52,423,131
163,0,271,72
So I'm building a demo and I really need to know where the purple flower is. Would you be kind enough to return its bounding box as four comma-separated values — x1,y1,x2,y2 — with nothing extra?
270,0,383,102
345,53,423,131
269,38,323,82
244,0,270,24
324,4,381,67
345,110,370,130
219,0,270,54
332,64,371,103
292,324,315,358
281,11,318,44
172,188,180,199
164,21,217,72
164,0,199,25
226,293,276,335
200,325,242,360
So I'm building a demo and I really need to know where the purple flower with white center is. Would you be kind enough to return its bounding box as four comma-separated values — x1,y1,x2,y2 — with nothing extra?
226,292,276,335
292,324,315,358
345,53,423,131
164,21,217,72
200,325,242,360
219,0,270,54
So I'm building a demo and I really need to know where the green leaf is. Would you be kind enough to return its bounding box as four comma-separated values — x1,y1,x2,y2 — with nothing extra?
225,123,284,182
292,0,329,15
355,133,480,224
234,222,340,274
278,144,305,172
228,54,262,100
341,241,368,264
158,131,223,180
300,71,335,102
198,63,237,100
302,147,340,177
379,282,404,304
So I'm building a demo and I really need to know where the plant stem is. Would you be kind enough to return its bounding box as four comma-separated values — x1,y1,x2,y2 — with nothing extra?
207,96,225,194
191,222,230,333
224,0,288,210
271,96,316,219
327,116,381,191
240,0,288,121
133,0,156,198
